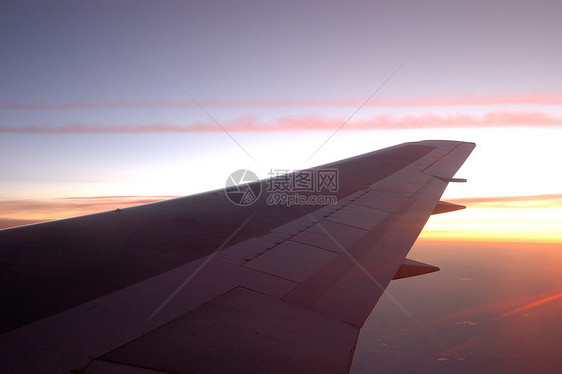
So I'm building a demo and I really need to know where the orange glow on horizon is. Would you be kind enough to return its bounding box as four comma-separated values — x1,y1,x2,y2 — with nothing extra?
0,196,178,229
421,194,562,243
2,193,561,244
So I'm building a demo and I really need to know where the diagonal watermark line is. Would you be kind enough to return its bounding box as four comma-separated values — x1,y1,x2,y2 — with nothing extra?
151,57,259,165
312,216,413,320
306,55,414,162
145,212,256,323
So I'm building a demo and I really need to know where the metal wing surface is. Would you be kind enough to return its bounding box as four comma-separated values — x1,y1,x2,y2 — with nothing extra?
0,140,475,373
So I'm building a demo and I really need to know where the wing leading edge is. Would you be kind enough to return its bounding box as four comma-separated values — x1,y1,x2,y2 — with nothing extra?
0,140,475,373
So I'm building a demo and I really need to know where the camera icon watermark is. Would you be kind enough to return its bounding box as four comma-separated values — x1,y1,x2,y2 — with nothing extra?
224,169,262,206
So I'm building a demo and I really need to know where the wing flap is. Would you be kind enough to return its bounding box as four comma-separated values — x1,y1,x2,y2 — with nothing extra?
288,220,367,254
100,287,359,374
306,177,448,325
243,240,339,282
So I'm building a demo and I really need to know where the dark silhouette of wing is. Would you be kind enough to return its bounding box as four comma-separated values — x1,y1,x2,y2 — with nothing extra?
0,140,475,373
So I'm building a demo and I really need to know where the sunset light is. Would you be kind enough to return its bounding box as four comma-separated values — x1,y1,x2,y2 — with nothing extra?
422,194,562,243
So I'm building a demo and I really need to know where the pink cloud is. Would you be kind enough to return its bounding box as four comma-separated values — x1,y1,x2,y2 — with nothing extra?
1,110,561,134
2,92,562,110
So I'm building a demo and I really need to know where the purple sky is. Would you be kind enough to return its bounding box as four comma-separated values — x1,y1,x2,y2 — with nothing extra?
3,2,561,104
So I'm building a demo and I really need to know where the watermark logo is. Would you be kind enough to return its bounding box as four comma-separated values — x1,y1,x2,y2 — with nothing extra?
266,192,337,207
225,169,261,206
266,168,339,207
266,168,338,193
224,168,339,207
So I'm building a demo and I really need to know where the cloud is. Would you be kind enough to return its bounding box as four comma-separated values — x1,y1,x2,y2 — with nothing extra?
449,194,562,209
2,92,562,110
423,194,562,242
1,111,561,134
0,196,178,229
0,219,41,230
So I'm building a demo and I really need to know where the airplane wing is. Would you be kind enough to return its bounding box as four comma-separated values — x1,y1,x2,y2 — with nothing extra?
0,140,475,373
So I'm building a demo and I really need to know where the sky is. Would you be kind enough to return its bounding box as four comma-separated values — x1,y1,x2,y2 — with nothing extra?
2,1,561,242
1,1,562,220
1,2,562,372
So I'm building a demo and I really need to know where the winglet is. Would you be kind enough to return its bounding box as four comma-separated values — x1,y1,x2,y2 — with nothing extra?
432,201,466,215
392,258,440,280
